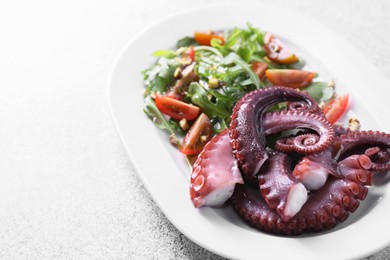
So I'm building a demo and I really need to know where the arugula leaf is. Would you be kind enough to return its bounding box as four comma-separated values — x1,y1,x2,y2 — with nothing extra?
211,84,247,113
302,81,335,102
176,36,197,48
143,96,183,142
188,82,231,119
222,52,262,89
210,23,265,62
194,45,223,58
142,57,180,95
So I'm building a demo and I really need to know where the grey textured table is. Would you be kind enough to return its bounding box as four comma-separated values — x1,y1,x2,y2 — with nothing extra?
1,0,390,259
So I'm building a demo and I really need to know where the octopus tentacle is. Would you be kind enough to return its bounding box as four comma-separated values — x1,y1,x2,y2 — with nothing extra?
365,147,390,171
275,133,321,153
190,129,243,208
231,149,373,235
190,86,390,235
365,147,381,157
337,130,390,172
231,175,369,235
338,154,374,186
262,110,335,154
229,86,321,182
258,151,308,221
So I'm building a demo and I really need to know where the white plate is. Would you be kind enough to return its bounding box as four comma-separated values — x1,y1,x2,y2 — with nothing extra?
108,3,390,260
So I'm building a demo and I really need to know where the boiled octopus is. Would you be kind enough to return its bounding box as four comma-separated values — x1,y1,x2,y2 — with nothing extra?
189,86,390,235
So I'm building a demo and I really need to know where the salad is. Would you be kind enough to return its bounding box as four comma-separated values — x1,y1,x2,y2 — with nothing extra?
142,24,349,156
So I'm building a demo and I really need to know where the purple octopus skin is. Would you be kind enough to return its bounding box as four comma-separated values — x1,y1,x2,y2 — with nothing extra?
337,130,390,172
229,86,326,182
258,151,308,222
262,110,335,154
231,154,371,235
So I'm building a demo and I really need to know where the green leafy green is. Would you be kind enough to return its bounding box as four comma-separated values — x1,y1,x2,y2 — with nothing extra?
152,50,177,58
222,52,263,89
188,82,231,119
210,23,265,62
142,56,180,95
176,36,197,48
302,81,335,102
143,96,183,142
194,46,223,58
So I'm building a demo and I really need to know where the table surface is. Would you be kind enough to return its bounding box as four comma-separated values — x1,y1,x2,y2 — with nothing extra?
1,0,390,259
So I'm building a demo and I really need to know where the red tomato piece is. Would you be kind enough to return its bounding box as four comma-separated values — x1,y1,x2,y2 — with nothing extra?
186,46,195,61
180,113,213,155
194,31,224,46
322,94,349,124
264,33,298,64
265,69,316,89
155,94,200,120
251,62,268,80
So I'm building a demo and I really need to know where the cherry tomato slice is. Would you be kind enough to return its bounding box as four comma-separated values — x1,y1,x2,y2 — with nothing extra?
322,94,349,124
251,62,268,80
264,33,298,64
155,94,200,120
186,46,195,61
194,31,224,46
180,113,213,155
265,69,316,89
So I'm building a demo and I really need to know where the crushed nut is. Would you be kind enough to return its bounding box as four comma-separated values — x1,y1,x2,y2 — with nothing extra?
176,47,185,55
174,67,182,78
200,135,208,143
318,101,326,110
208,78,220,89
169,134,180,147
348,117,360,131
328,80,335,88
180,57,192,66
179,118,189,131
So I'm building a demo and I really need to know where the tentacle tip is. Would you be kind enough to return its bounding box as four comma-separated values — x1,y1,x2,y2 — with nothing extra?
283,183,308,221
293,160,329,190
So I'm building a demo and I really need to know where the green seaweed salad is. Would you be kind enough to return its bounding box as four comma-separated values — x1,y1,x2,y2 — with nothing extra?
142,24,346,156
